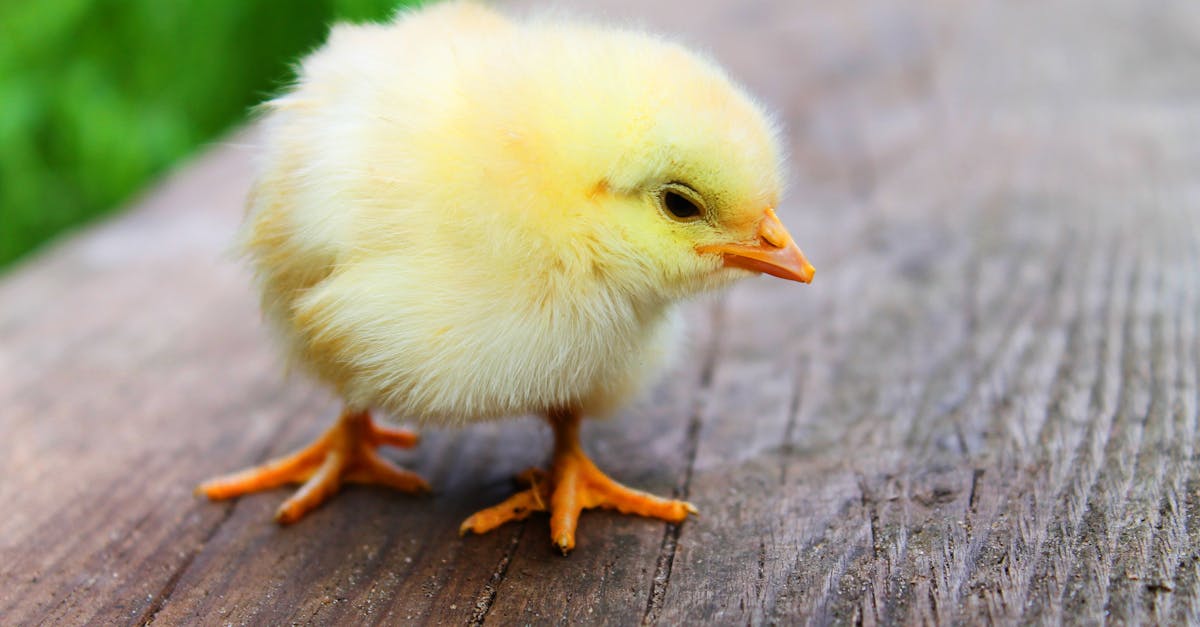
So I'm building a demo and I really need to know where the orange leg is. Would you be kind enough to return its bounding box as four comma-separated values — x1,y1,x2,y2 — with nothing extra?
197,408,429,523
460,409,696,554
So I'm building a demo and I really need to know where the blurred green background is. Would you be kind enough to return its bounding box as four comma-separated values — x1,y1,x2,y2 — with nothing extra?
0,0,415,270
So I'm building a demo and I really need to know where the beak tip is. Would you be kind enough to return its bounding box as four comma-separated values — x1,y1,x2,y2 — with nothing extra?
702,208,816,284
800,266,815,284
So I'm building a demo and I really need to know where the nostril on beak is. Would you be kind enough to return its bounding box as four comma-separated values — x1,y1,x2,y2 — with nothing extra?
758,211,790,248
760,231,785,249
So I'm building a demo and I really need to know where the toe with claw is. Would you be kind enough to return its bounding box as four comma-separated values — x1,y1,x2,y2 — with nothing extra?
197,408,428,523
460,409,697,554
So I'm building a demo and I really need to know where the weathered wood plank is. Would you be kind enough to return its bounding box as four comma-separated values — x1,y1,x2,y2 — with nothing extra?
628,0,1200,624
2,0,1199,625
0,142,309,624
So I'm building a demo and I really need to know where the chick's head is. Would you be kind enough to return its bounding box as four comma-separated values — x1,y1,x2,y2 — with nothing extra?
511,27,815,302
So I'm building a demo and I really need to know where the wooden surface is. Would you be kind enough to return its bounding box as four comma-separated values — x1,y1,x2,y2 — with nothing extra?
3,0,1199,624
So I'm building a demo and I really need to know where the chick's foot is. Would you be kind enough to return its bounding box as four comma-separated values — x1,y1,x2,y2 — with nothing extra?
196,408,429,523
459,410,697,554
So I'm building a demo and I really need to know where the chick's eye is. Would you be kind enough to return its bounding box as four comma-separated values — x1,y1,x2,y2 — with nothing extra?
661,188,703,221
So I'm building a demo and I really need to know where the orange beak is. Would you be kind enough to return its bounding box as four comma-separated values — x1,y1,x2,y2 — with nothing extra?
697,208,815,283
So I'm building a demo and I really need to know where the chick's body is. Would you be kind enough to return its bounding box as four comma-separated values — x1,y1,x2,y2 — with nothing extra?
202,2,813,552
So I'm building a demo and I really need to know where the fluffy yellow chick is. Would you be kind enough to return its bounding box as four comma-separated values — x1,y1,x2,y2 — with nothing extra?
198,1,813,554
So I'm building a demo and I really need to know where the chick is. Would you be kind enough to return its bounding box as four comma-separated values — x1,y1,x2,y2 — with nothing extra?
197,1,813,554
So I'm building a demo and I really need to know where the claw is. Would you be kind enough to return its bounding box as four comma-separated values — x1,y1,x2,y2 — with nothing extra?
197,408,426,523
460,409,697,553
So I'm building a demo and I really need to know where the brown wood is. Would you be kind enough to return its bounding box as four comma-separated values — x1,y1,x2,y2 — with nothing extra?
3,0,1198,624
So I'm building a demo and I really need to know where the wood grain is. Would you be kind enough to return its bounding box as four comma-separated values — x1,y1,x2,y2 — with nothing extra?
2,0,1198,624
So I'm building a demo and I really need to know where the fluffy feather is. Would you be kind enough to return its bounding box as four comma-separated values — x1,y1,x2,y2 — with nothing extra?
242,1,788,425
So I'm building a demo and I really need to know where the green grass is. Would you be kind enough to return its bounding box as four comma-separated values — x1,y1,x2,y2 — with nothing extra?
0,0,414,269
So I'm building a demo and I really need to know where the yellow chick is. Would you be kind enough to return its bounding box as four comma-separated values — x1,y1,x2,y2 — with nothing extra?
198,1,813,554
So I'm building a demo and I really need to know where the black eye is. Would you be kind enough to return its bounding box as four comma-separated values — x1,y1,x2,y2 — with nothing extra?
662,188,703,221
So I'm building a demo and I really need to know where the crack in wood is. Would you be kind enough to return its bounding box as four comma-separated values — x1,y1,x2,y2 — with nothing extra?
967,468,984,513
1056,253,1143,617
135,501,238,626
133,394,321,626
948,226,1091,618
780,355,808,487
468,525,525,626
641,298,725,626
1014,232,1131,621
1170,208,1200,624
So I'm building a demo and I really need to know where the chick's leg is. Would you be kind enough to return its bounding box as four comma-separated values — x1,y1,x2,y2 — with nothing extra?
197,408,429,523
460,409,697,554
